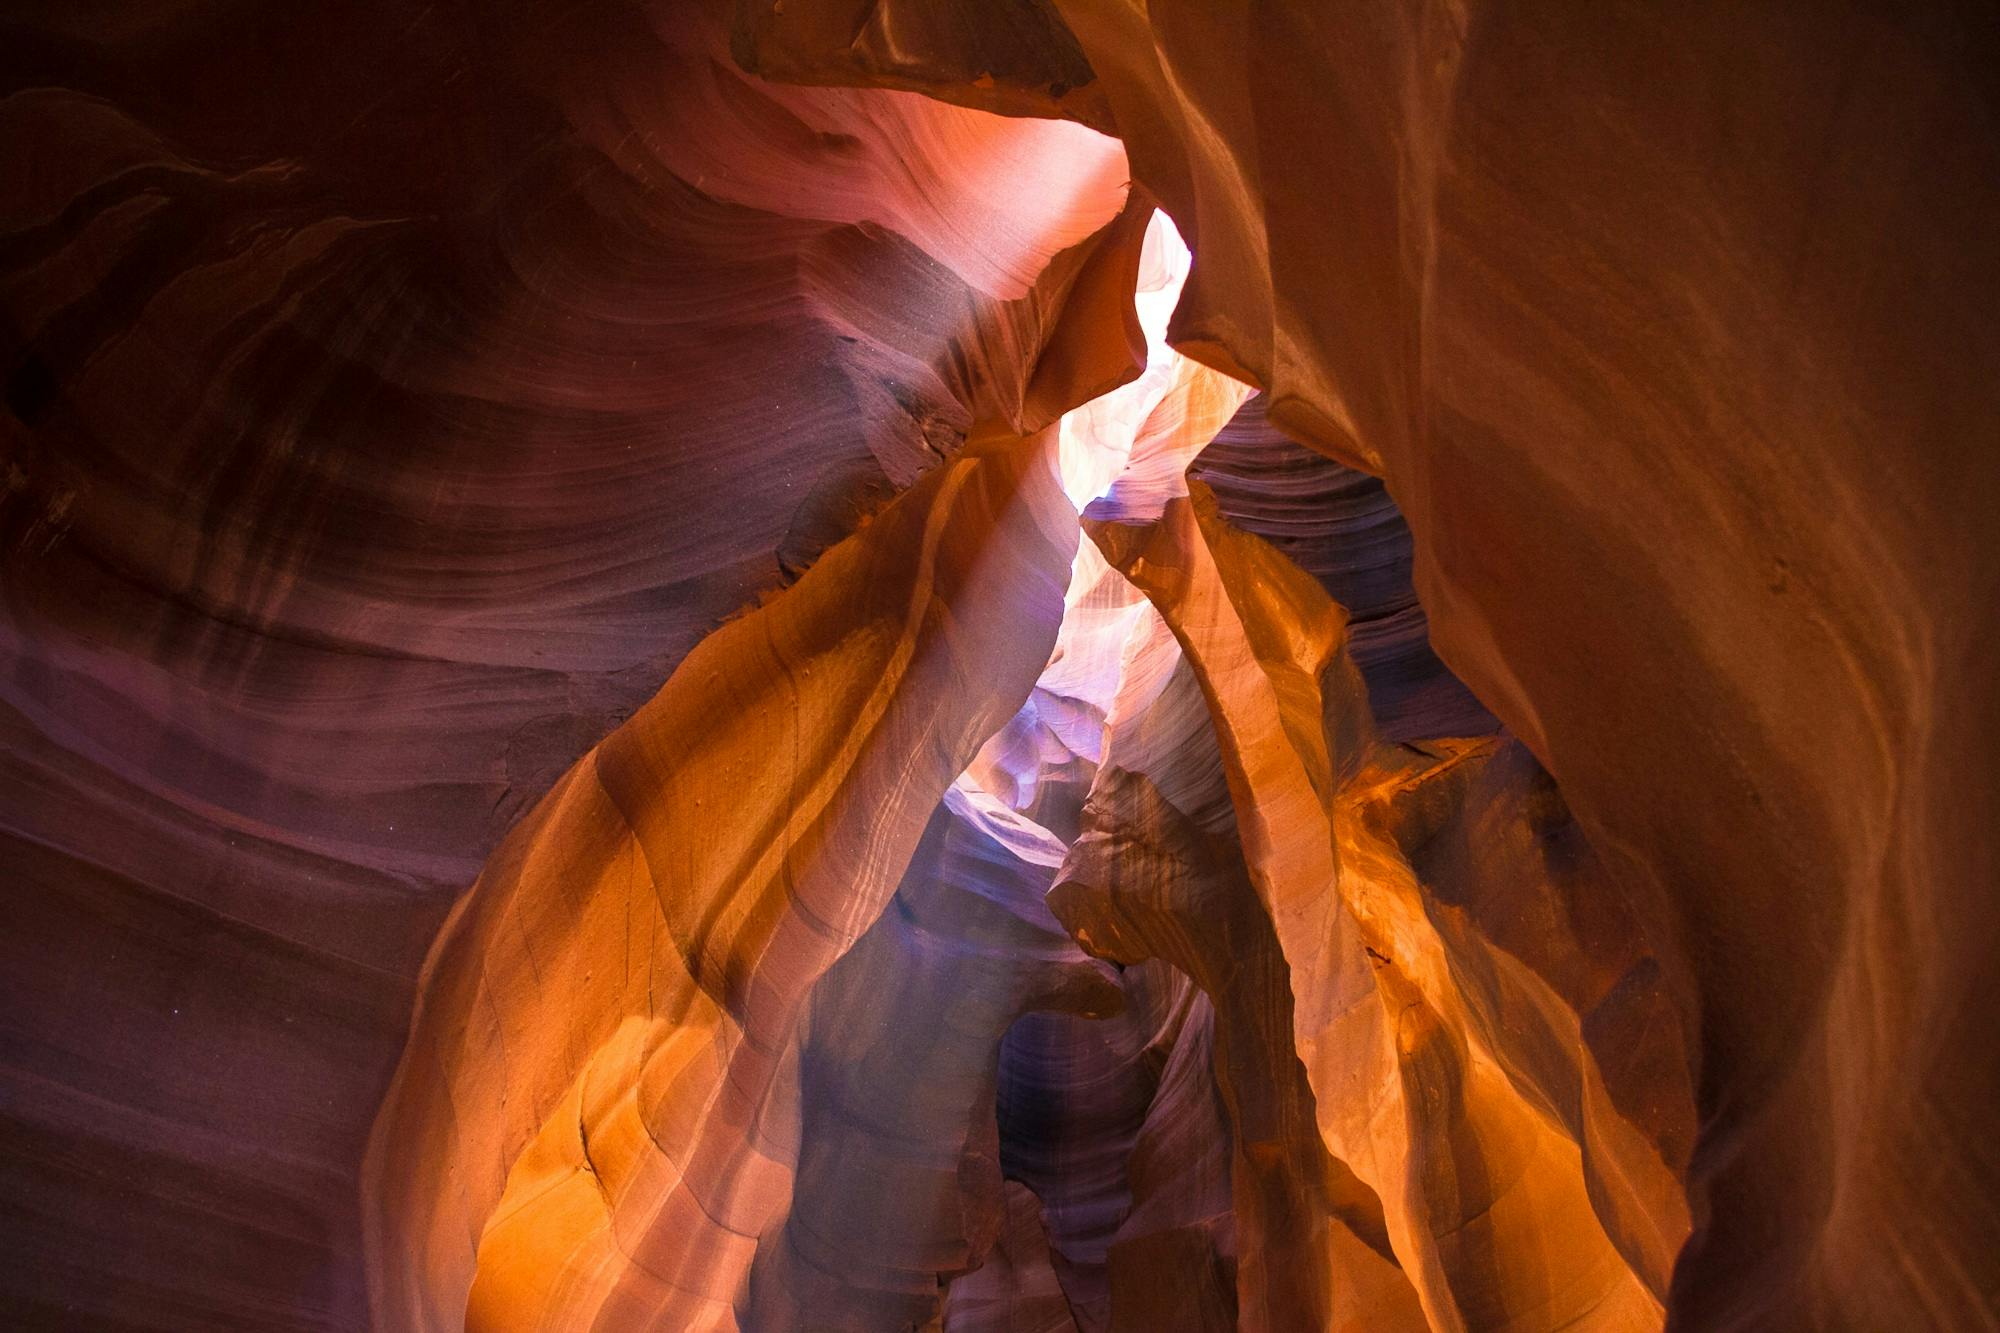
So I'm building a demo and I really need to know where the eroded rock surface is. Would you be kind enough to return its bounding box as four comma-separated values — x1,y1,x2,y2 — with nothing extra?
5,0,1996,1330
742,2,2000,1327
0,1,1127,1324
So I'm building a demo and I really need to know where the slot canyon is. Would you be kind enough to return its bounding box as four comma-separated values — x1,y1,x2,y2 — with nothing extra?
2,2,1996,1330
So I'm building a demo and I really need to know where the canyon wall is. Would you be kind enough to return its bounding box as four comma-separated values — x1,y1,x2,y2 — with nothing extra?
0,2,1130,1324
741,1,2000,1327
2,0,1995,1329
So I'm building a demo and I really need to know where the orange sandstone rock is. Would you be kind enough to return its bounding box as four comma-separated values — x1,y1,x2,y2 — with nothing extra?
364,426,1078,1330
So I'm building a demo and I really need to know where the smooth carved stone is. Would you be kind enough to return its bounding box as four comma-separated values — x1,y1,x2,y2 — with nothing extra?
1050,583,1417,1333
732,0,1114,136
1091,485,1672,1332
0,1,1138,1322
1366,737,1697,1299
740,800,1121,1333
942,1180,1084,1333
1053,6,2000,1326
1190,396,1498,745
364,426,1078,1330
1102,989,1239,1333
1052,764,1427,1333
995,960,1192,1333
744,2,2000,1324
11,0,1993,1326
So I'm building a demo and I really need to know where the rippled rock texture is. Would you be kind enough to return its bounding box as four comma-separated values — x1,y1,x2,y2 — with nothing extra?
5,0,1997,1330
1,1,1130,1324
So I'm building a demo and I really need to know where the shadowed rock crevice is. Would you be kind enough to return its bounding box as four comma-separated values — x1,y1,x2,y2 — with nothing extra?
3,0,1996,1329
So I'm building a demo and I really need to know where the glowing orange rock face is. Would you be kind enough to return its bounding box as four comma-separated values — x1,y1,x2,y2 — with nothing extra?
366,169,1698,1325
1029,7,2000,1328
11,0,1990,1328
735,4,2000,1328
367,425,1082,1330
1081,490,1686,1332
0,6,1144,1320
359,201,1262,1329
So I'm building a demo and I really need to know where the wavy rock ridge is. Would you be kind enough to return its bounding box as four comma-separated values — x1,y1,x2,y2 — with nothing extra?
4,0,1996,1330
363,204,1695,1331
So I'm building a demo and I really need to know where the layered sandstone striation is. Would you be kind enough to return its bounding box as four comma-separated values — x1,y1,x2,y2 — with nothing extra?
363,198,1699,1329
739,2,2000,1328
3,0,1996,1330
1,1,1130,1324
370,424,1082,1330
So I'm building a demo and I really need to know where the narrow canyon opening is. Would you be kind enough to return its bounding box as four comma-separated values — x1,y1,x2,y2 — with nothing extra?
6,2,1994,1330
364,205,1692,1332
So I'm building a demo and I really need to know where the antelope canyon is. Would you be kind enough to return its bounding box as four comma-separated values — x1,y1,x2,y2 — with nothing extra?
2,2,1996,1330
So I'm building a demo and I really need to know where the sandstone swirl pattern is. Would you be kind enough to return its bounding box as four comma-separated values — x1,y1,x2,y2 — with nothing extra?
3,1,1996,1330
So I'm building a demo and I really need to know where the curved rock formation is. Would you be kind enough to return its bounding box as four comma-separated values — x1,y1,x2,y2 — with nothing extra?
1082,486,1679,1331
369,425,1080,1330
4,0,1997,1330
738,2,2000,1327
1023,7,2000,1327
0,1,1129,1324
